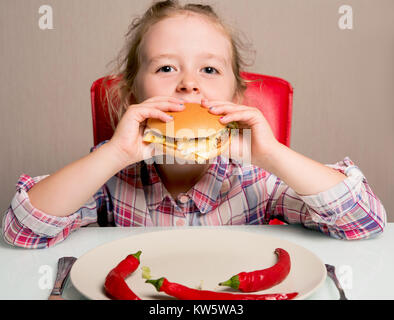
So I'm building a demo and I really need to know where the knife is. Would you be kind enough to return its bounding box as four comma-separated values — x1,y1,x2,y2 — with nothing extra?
48,256,77,300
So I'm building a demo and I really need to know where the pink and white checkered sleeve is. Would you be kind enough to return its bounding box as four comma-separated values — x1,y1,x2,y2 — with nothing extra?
265,157,387,240
2,174,100,249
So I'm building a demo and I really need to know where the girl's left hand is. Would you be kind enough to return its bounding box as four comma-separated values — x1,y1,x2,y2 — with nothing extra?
201,99,279,166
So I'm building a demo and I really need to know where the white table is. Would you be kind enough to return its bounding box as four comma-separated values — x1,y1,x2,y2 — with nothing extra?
1,224,393,300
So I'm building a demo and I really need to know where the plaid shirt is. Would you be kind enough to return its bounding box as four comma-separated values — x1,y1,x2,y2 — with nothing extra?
2,141,387,249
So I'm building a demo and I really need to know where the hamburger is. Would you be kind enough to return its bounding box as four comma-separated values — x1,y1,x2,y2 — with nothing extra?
142,102,238,163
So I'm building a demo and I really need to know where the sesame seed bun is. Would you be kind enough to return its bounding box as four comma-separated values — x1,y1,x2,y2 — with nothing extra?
143,102,236,163
145,102,225,139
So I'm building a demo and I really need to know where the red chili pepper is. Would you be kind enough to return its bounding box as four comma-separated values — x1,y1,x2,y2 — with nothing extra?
104,251,142,300
146,277,297,300
218,248,291,292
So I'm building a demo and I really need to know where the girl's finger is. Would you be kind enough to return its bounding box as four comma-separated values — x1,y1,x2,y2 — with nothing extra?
143,96,184,104
202,100,237,108
219,110,262,127
142,101,185,112
208,104,251,115
131,107,175,124
128,101,185,113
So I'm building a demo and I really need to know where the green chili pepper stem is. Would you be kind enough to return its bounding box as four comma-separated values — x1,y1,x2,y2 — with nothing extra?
131,250,142,261
218,275,240,289
145,277,165,292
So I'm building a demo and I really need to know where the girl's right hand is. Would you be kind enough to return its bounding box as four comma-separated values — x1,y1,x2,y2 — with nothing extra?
107,96,185,167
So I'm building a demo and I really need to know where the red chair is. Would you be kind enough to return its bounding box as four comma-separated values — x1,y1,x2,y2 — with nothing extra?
90,71,293,147
90,71,293,226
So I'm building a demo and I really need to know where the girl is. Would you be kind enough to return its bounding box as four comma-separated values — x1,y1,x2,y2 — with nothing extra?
2,0,386,249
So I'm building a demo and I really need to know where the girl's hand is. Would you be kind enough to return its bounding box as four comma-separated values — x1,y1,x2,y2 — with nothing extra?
201,99,280,167
107,96,185,167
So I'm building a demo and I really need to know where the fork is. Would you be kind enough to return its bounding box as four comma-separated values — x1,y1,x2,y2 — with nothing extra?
325,264,348,300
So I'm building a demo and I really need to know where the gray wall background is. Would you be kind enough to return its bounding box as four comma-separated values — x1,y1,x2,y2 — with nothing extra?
1,0,393,224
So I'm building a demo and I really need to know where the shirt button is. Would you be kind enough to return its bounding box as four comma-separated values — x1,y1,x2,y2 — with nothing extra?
221,180,231,193
178,194,190,204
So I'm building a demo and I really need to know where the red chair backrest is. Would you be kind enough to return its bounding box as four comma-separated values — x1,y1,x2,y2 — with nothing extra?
90,71,293,147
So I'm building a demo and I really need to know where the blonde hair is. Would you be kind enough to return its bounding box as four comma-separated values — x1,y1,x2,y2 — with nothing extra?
102,0,255,131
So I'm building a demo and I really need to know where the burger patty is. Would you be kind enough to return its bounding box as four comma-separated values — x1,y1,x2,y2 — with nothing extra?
143,126,232,162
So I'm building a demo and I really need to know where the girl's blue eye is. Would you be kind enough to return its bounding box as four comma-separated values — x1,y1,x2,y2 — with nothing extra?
157,66,174,73
203,67,218,74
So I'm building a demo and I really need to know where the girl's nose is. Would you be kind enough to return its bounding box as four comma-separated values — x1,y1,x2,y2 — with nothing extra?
176,75,200,94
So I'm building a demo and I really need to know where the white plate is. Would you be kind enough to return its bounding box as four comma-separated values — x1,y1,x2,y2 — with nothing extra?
70,228,326,300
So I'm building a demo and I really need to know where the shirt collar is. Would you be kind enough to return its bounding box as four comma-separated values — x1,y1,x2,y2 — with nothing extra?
141,156,240,214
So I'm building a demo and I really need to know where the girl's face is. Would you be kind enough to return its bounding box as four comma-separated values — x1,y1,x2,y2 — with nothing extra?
133,13,237,103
